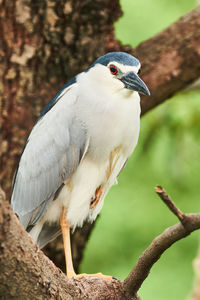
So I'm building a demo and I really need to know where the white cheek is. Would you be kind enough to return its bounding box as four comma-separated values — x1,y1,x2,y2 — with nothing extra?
84,66,124,93
120,89,136,98
109,77,124,92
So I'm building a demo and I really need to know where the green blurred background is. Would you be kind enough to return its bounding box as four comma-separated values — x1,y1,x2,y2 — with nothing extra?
81,1,200,299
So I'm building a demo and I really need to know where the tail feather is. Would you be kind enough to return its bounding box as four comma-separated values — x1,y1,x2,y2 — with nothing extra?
37,222,61,249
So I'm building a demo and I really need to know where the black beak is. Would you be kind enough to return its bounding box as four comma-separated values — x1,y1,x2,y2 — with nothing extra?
120,71,150,96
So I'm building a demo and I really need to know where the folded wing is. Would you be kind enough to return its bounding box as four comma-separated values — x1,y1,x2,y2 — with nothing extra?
11,83,88,228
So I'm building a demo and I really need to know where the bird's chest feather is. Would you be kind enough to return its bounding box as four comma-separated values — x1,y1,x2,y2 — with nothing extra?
76,88,141,161
65,145,126,229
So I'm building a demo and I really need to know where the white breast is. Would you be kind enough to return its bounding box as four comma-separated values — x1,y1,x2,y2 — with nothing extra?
76,71,141,161
65,156,109,229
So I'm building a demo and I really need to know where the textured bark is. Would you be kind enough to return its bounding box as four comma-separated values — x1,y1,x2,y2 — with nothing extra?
0,188,139,300
1,0,200,297
1,186,200,299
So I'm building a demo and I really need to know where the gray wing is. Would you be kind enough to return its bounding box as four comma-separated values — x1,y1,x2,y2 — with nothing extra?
11,83,88,228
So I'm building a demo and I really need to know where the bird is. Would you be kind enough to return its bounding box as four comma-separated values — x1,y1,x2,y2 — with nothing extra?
11,52,150,279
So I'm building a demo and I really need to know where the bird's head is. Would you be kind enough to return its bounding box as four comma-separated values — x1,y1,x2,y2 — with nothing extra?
85,52,150,96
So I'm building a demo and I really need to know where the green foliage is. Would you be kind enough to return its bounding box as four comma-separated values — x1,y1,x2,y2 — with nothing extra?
81,1,200,299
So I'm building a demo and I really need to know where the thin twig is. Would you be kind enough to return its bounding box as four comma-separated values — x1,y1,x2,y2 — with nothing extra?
155,186,184,222
155,186,192,230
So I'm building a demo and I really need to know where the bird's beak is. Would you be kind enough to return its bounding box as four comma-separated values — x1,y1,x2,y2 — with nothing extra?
120,71,150,96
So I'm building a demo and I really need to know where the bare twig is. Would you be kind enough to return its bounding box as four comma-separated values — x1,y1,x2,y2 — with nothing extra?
155,186,184,222
123,213,200,296
123,186,200,297
155,186,193,230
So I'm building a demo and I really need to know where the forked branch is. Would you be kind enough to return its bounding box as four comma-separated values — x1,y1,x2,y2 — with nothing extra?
123,186,200,297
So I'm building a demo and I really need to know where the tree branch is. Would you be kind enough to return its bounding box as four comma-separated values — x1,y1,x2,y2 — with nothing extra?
155,186,193,230
114,6,200,115
123,187,200,296
155,186,185,223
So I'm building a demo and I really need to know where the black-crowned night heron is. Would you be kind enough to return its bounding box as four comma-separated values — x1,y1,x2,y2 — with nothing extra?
11,52,150,279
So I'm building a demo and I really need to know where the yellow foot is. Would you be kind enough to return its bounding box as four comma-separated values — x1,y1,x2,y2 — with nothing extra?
67,271,77,278
68,272,116,280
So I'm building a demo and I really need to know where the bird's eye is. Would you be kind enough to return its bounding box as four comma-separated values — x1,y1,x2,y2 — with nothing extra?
109,64,118,75
138,68,141,75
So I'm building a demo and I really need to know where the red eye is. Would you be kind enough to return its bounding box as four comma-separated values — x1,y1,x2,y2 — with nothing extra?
109,64,118,75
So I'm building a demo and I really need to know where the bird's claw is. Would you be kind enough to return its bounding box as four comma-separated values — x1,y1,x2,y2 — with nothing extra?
68,272,116,280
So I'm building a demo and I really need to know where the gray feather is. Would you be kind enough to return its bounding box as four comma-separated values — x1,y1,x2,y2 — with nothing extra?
37,222,61,249
11,84,88,228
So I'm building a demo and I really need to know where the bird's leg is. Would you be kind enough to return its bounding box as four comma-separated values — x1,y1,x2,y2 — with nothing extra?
60,207,114,280
60,207,76,277
90,185,102,209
